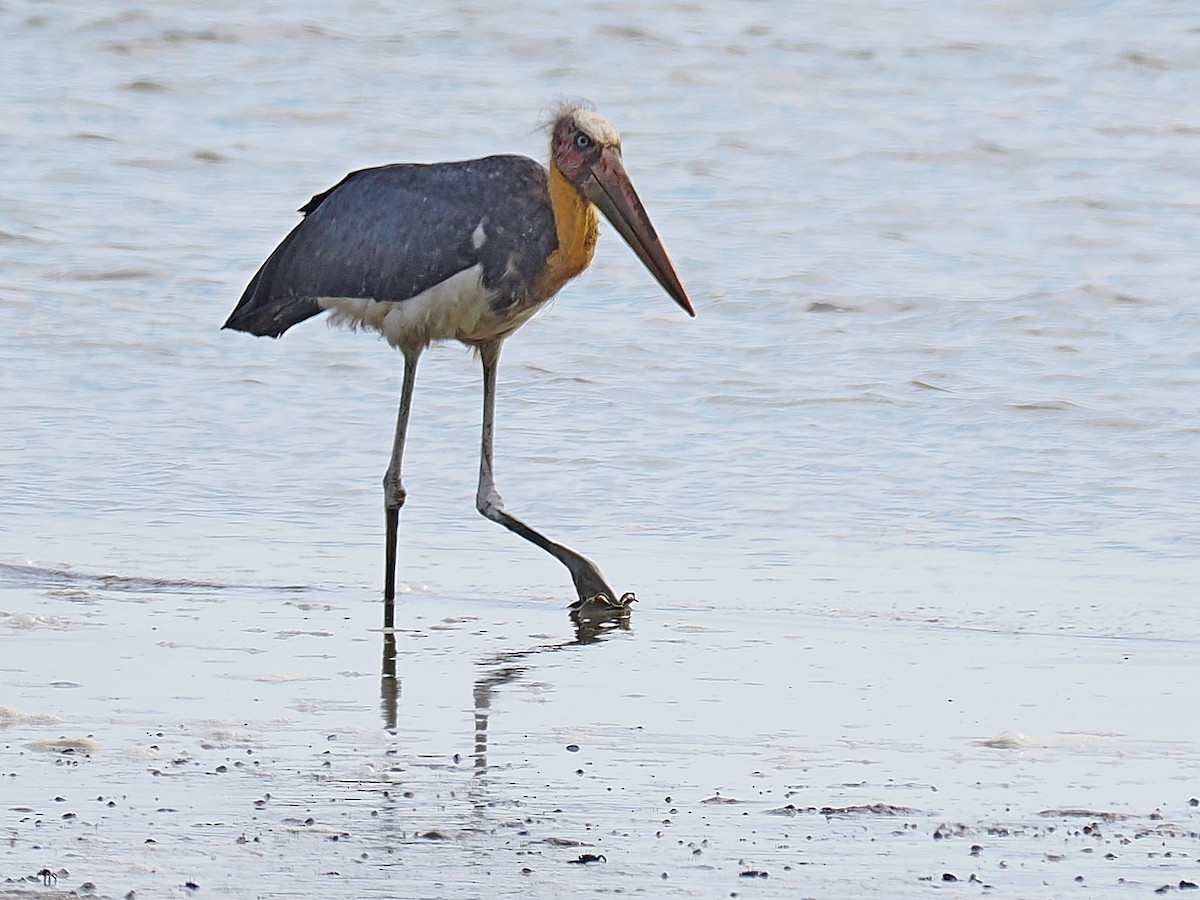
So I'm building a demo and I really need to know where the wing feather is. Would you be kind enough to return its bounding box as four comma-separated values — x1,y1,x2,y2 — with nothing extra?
223,155,556,337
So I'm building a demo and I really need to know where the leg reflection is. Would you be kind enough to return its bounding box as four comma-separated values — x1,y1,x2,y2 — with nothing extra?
470,606,632,773
473,665,525,774
376,603,632,748
380,628,399,733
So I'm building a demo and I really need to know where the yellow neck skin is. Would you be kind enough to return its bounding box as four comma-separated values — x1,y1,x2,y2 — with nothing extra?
533,162,600,300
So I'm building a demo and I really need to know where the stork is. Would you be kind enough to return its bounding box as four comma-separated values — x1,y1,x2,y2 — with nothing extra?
223,106,694,619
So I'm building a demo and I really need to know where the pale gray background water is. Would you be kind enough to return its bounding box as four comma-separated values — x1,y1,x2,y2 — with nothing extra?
3,1,1199,897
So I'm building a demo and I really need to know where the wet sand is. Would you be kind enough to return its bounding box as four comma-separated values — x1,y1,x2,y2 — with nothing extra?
3,556,1198,898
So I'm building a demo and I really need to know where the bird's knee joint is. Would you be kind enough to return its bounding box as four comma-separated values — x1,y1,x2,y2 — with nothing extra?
384,477,407,510
476,488,503,519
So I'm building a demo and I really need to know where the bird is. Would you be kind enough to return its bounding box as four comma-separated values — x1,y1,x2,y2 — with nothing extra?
223,105,694,619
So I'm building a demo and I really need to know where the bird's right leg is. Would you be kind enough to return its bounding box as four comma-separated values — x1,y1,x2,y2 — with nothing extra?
383,349,420,613
474,340,628,607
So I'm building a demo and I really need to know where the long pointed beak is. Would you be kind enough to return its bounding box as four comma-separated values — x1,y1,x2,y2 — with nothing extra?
582,148,696,317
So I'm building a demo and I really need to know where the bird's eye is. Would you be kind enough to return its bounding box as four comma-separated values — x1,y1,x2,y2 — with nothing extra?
575,133,591,148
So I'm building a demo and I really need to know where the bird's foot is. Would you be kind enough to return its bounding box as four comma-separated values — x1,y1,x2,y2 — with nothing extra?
569,591,635,642
570,591,637,611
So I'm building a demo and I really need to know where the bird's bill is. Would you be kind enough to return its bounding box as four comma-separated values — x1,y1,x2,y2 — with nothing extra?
583,149,696,317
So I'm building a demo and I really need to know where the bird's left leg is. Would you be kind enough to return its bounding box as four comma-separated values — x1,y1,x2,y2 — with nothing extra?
474,340,631,608
383,348,421,618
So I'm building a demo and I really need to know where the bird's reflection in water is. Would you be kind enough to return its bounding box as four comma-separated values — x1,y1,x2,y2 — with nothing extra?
378,601,631,765
380,629,400,733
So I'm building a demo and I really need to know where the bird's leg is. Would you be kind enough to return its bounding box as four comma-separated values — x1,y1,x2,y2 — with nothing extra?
474,340,628,607
383,349,420,614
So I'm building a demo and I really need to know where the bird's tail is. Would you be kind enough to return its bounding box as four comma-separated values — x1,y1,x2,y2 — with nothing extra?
222,248,324,338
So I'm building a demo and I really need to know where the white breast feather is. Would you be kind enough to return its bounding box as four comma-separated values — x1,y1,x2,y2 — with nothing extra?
318,264,535,352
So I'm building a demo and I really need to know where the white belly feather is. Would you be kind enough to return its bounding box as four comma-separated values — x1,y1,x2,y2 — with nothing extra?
318,264,540,353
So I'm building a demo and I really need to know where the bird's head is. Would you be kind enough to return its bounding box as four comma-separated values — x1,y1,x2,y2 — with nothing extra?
549,107,623,184
549,106,695,317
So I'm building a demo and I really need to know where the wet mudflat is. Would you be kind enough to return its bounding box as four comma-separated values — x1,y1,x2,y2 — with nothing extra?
3,549,1199,898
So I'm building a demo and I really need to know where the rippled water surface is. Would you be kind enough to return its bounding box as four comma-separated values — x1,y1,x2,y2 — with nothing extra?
3,1,1200,897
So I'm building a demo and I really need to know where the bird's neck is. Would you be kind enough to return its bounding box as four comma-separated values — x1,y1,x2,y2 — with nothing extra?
534,162,600,299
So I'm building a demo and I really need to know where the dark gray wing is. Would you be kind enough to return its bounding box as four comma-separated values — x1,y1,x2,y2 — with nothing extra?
223,155,556,337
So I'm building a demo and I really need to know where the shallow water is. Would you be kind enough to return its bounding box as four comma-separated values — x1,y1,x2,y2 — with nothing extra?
3,0,1200,896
